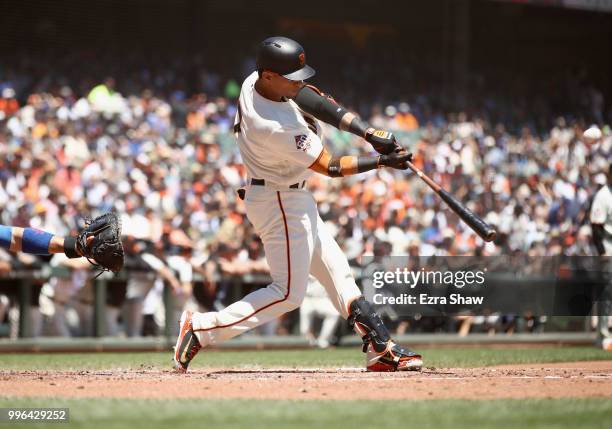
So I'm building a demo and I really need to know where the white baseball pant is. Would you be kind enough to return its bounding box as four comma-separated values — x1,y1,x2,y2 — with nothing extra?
192,185,361,346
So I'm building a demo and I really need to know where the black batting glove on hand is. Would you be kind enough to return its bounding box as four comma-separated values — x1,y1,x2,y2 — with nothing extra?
378,151,413,170
365,128,402,155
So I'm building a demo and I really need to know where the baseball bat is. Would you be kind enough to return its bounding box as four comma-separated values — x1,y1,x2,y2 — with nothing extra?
406,161,497,242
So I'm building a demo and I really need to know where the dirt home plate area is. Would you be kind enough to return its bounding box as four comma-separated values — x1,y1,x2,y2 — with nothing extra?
2,361,611,400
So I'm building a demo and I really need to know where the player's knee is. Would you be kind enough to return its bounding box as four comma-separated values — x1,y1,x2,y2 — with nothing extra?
269,274,308,310
285,288,306,310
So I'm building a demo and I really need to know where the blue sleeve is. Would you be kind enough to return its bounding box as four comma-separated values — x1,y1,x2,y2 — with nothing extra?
22,228,54,255
0,225,12,250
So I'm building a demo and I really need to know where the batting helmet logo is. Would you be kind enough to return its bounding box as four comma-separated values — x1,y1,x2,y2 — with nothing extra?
299,53,305,66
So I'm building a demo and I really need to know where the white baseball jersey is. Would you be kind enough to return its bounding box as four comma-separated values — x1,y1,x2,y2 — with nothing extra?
590,185,612,255
234,71,323,187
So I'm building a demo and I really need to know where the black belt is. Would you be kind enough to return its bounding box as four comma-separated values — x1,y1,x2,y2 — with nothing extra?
251,178,305,189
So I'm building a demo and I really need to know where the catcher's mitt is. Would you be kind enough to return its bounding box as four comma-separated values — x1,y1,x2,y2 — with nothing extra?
76,212,124,276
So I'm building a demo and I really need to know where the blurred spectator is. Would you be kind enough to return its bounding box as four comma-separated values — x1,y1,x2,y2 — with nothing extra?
300,277,341,348
40,254,91,336
122,238,181,337
0,88,19,120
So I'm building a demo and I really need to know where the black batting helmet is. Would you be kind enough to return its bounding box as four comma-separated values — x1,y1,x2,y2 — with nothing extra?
256,36,315,81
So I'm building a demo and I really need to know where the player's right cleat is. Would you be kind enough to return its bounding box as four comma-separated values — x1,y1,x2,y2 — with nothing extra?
366,342,423,372
173,310,201,373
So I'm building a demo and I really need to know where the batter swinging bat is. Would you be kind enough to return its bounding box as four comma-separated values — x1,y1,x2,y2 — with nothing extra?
406,161,497,242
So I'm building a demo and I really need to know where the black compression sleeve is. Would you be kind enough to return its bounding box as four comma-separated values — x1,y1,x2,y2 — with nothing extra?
294,86,368,137
294,85,345,126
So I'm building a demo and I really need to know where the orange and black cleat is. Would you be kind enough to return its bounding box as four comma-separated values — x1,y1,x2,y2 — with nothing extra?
173,310,202,373
366,341,423,372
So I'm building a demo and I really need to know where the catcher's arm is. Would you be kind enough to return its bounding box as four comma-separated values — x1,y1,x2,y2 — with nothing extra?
0,224,93,257
293,85,401,155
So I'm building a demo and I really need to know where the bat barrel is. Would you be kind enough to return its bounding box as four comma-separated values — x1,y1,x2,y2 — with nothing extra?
438,189,497,243
405,162,497,242
483,229,497,242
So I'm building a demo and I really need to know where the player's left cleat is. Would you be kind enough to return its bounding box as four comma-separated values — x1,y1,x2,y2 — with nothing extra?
366,341,423,372
173,310,201,373
348,296,423,372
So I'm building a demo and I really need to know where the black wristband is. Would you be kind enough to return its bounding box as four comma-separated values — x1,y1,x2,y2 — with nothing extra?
64,236,80,259
356,156,380,173
328,157,343,177
348,117,368,138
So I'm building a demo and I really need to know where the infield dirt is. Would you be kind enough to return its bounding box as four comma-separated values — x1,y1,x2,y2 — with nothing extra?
2,361,611,400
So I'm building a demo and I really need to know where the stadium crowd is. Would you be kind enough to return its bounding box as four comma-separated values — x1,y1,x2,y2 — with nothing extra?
0,50,610,338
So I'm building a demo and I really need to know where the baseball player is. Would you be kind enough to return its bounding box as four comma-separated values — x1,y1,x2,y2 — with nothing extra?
590,164,612,350
174,36,422,372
